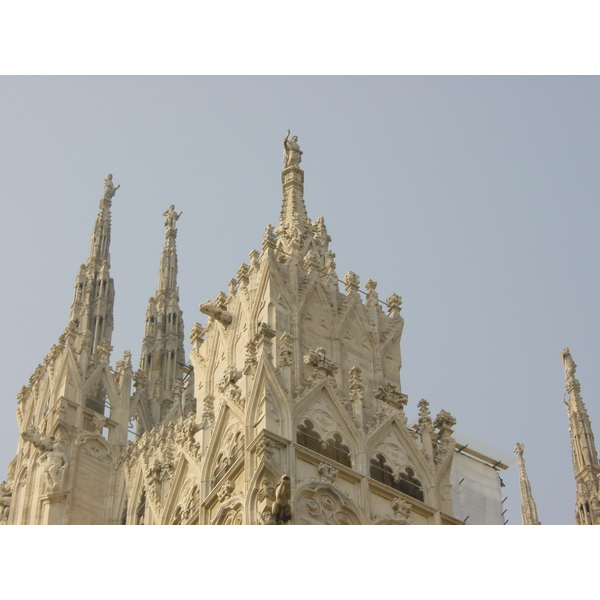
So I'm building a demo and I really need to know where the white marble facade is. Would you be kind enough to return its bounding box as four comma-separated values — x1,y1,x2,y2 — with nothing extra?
1,135,510,525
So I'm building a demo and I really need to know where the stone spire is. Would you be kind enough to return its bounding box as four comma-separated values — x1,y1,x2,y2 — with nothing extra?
69,175,119,362
277,130,310,249
560,348,600,524
138,206,186,427
514,443,541,525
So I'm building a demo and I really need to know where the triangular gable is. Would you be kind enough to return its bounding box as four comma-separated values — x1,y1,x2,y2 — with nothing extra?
250,253,294,324
366,418,434,486
294,379,362,454
336,296,377,352
201,404,243,485
298,278,336,327
246,353,291,440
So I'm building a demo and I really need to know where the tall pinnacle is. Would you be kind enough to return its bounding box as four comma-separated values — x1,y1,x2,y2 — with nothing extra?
561,348,600,524
514,443,541,525
138,205,185,427
69,175,119,360
277,130,310,247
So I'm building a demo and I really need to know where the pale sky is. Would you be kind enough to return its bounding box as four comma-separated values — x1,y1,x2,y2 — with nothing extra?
1,76,598,528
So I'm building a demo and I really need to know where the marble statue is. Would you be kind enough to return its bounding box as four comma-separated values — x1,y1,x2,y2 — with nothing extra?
283,130,302,168
560,347,577,381
199,300,233,326
41,442,69,493
272,475,292,524
163,205,182,230
0,481,10,522
103,174,120,201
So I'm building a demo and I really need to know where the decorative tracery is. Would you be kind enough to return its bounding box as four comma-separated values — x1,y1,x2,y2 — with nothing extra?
369,453,424,502
296,419,352,468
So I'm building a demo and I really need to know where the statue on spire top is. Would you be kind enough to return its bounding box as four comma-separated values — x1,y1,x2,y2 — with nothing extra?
163,205,182,230
103,174,120,201
283,130,302,168
560,347,577,381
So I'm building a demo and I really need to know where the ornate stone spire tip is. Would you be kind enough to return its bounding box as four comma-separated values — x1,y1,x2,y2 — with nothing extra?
162,205,182,233
283,130,302,168
102,174,120,203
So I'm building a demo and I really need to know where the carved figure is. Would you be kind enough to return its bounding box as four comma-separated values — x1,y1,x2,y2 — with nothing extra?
162,205,182,229
272,474,292,524
560,347,577,381
0,481,11,523
199,300,233,326
21,426,52,452
103,174,120,200
283,130,302,168
41,441,69,493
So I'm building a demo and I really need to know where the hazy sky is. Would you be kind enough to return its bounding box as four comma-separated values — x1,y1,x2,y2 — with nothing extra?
1,76,598,526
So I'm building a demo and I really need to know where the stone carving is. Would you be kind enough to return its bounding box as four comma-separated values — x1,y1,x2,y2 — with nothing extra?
217,366,244,410
217,480,235,503
184,395,197,416
279,332,293,367
243,339,258,375
283,130,302,168
201,395,215,425
272,475,292,524
96,338,112,362
560,347,577,382
40,441,69,493
297,485,357,525
262,224,277,252
236,263,250,288
317,462,338,483
199,300,233,326
349,366,364,402
83,439,108,460
0,481,11,523
90,412,108,434
103,173,120,201
386,292,402,317
375,382,408,411
433,410,456,465
343,271,360,294
392,497,411,518
365,279,381,308
311,409,336,432
256,322,276,344
21,426,53,452
162,205,182,230
255,436,275,464
303,347,338,380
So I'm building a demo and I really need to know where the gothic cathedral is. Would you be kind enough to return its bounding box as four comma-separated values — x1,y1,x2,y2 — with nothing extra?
2,135,595,525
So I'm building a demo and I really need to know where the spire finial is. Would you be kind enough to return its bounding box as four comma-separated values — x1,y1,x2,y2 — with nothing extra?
102,173,120,203
162,204,182,235
283,129,302,168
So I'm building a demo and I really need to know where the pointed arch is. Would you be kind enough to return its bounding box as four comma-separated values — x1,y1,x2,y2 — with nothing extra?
365,418,434,503
294,380,363,465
